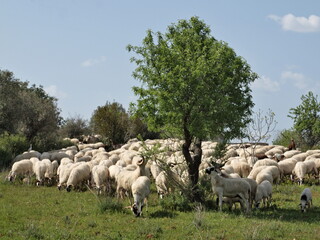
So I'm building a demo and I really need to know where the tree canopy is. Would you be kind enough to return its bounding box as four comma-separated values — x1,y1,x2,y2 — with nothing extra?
127,17,258,200
288,91,320,148
0,69,62,145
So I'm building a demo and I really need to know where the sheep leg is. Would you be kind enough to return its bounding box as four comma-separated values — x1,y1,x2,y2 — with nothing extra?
218,193,223,211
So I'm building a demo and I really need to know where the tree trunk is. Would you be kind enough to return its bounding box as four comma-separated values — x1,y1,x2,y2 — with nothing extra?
182,135,203,202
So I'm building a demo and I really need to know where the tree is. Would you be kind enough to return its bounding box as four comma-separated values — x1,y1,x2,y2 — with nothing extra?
59,115,90,139
288,91,320,148
127,17,258,201
0,70,62,146
91,101,129,145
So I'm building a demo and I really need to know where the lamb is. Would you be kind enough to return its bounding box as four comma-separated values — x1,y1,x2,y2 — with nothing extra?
91,165,110,195
116,157,147,198
255,180,272,208
299,188,312,212
205,166,251,213
66,163,91,192
7,159,33,182
131,176,151,217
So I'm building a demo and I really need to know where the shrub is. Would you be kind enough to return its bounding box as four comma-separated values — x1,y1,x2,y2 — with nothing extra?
0,133,28,169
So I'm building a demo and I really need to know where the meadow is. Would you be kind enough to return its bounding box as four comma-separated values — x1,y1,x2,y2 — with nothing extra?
0,171,320,240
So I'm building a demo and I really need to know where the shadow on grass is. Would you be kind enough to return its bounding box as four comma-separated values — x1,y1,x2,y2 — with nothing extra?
149,210,178,218
244,204,320,223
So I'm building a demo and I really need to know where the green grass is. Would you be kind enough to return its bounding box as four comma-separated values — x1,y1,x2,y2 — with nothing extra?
1,171,320,240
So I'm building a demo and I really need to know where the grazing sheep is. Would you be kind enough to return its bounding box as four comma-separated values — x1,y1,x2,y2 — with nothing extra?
292,162,307,185
255,180,272,208
155,170,180,198
300,188,312,212
255,166,281,184
303,160,318,178
116,158,147,199
91,165,110,195
34,161,46,186
7,159,33,182
131,176,151,217
292,152,309,162
66,163,91,192
205,166,251,213
278,158,297,180
57,162,82,190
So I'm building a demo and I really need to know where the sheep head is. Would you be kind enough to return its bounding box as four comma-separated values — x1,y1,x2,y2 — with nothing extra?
131,203,141,217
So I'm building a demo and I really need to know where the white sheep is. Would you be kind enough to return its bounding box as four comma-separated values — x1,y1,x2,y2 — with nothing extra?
300,188,312,212
230,161,251,178
91,165,110,195
7,159,33,183
292,162,307,185
278,158,297,180
205,166,251,213
116,158,147,198
255,180,272,208
57,162,81,190
255,166,281,184
252,159,279,169
131,176,151,217
66,163,91,192
34,161,46,186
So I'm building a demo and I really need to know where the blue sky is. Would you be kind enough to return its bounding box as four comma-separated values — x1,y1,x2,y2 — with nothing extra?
1,0,320,142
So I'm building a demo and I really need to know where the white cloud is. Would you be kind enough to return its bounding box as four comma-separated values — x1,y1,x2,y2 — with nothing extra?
81,56,106,67
44,85,67,99
251,75,280,92
281,71,308,89
268,14,320,32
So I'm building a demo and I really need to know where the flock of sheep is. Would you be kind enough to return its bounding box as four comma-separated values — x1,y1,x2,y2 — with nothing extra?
6,138,318,216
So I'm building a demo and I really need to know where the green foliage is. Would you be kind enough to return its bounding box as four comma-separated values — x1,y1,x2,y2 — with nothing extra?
59,115,91,139
288,91,320,148
127,16,257,141
91,101,129,145
0,133,28,169
0,69,62,145
273,128,301,148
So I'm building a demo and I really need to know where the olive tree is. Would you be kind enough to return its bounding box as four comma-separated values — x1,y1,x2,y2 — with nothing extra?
127,17,258,201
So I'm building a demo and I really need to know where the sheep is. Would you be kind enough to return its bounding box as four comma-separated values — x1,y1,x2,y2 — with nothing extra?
255,166,281,184
205,166,251,213
288,138,296,150
252,159,279,169
116,157,147,199
108,165,122,181
230,161,251,178
292,152,309,162
57,162,82,190
155,170,180,198
255,180,272,208
303,160,318,178
66,163,91,192
7,159,33,183
283,150,301,159
292,162,307,185
300,188,312,212
34,161,46,186
131,176,151,217
248,166,266,180
278,158,297,180
91,165,110,195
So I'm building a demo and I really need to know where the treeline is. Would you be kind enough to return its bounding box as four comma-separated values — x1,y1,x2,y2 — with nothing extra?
0,69,158,168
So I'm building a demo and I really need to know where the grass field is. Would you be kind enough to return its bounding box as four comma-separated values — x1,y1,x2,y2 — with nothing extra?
1,171,320,240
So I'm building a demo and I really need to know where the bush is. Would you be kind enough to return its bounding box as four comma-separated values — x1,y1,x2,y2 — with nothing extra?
0,133,29,169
